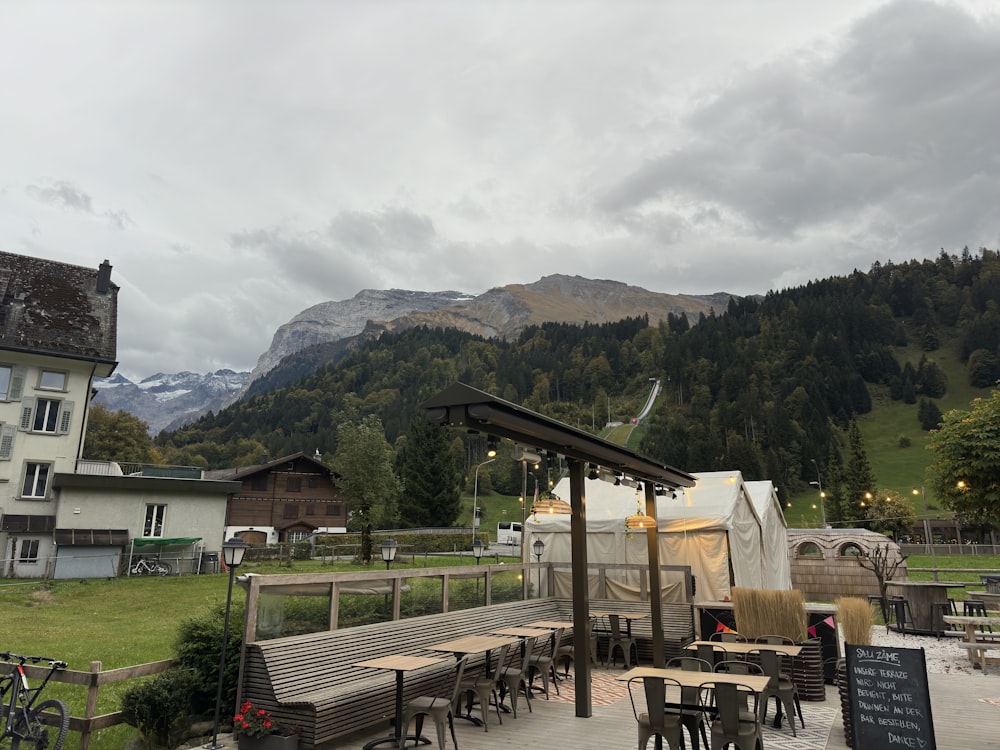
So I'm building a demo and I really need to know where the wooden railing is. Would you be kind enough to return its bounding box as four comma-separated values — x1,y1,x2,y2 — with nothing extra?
1,659,173,750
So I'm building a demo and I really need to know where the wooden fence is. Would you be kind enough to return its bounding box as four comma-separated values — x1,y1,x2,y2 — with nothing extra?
1,658,173,749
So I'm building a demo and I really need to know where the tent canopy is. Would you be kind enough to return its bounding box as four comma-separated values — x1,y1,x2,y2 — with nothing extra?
529,471,789,600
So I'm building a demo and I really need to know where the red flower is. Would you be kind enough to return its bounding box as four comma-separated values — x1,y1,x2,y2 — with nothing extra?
232,700,283,738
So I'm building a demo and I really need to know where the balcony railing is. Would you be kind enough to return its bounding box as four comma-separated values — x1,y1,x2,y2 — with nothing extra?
74,459,204,479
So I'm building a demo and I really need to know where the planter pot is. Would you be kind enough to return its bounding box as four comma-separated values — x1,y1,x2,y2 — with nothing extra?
237,733,299,750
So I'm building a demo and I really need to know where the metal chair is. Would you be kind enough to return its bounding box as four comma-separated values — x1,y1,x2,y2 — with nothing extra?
607,614,638,669
628,675,685,750
700,680,763,750
554,627,575,677
747,648,803,736
497,636,536,718
889,596,915,636
714,660,764,721
399,656,468,750
459,643,510,732
665,657,711,750
528,628,562,698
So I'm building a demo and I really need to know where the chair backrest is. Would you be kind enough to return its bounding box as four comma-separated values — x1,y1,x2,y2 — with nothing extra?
546,628,565,658
609,614,627,639
747,648,785,687
487,643,511,680
756,634,794,645
696,642,726,666
714,659,763,676
429,656,468,708
711,631,747,643
518,637,537,672
628,676,683,729
667,656,712,673
701,681,757,737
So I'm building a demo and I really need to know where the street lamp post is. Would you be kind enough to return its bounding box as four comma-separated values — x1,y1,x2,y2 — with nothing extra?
380,538,398,619
914,487,936,571
809,458,827,528
206,537,248,750
472,537,485,565
472,458,495,546
532,538,545,597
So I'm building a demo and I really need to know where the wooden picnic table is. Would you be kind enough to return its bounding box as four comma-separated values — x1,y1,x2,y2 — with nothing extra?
943,614,1000,672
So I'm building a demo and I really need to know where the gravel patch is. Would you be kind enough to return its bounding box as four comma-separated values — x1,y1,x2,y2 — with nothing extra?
866,625,998,677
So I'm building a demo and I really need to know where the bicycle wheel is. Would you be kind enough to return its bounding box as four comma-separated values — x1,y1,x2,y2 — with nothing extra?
10,699,69,750
154,560,172,576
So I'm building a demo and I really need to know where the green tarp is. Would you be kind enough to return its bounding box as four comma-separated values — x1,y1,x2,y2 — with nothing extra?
131,537,201,547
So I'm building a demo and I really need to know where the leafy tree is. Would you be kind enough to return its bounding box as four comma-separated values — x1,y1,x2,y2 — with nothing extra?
332,415,402,563
397,415,461,528
863,490,916,540
926,388,1000,527
84,404,155,463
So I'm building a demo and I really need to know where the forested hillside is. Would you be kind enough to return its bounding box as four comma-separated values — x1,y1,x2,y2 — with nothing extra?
156,248,1000,517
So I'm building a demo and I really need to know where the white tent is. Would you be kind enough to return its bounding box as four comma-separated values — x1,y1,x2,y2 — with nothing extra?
528,470,789,601
745,480,792,591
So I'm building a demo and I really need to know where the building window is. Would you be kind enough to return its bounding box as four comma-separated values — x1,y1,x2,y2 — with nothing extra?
38,370,67,391
144,504,166,537
21,462,50,499
308,477,318,489
33,399,61,432
305,504,315,516
283,504,299,519
0,366,10,400
250,474,268,491
797,542,822,558
288,530,308,543
840,543,864,557
286,477,302,492
18,539,40,564
326,503,343,516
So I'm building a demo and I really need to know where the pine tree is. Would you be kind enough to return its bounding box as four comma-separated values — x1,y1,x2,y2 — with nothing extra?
397,415,461,528
843,419,877,523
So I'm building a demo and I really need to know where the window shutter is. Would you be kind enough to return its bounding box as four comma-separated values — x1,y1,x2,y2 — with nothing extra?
57,400,75,434
0,424,16,460
18,397,35,431
9,366,26,401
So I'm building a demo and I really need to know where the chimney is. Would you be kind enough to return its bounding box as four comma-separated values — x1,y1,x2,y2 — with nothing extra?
96,259,112,294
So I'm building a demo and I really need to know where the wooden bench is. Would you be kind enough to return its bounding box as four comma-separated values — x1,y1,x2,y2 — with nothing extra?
241,597,693,748
958,640,1000,673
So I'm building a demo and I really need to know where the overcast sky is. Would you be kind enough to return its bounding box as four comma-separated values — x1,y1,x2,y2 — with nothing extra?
2,1,998,380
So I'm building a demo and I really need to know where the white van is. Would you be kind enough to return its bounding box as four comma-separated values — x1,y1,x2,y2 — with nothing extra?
497,521,522,547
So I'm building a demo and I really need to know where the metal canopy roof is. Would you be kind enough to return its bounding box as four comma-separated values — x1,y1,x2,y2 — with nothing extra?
423,381,694,720
423,382,695,489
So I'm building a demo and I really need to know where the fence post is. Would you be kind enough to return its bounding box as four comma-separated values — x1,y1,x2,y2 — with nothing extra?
80,661,101,750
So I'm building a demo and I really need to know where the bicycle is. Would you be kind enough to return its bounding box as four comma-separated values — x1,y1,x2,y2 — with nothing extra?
128,557,172,576
0,651,69,750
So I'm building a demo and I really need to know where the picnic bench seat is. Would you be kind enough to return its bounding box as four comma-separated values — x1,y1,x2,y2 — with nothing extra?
241,597,694,748
957,640,1000,673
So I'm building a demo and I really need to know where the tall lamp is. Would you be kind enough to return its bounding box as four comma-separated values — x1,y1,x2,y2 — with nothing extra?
472,458,495,545
207,537,248,750
532,538,545,597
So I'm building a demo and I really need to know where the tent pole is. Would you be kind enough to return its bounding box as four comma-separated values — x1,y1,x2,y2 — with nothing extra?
568,458,592,718
644,482,665,667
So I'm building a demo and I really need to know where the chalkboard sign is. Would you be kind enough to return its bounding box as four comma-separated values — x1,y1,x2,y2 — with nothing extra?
845,644,935,749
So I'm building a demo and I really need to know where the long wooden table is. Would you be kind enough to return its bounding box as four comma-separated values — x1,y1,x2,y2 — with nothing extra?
943,614,1000,671
617,666,770,692
684,640,802,657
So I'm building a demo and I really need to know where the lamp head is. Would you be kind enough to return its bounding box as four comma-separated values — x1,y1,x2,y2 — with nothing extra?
381,538,398,564
222,536,249,568
472,538,485,559
532,538,545,558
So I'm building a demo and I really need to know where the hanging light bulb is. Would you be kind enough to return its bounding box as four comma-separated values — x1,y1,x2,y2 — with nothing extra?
625,491,656,530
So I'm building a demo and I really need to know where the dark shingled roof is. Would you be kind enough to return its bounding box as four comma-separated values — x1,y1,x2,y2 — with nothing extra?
0,250,118,367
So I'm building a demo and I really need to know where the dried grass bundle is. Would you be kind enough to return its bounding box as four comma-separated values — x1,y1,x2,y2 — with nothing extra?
732,587,807,642
836,597,874,646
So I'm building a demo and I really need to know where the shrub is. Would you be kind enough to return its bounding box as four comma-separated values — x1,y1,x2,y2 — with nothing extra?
173,600,244,715
120,668,200,748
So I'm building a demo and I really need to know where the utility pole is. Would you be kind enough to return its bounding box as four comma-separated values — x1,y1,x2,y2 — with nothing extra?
810,458,827,528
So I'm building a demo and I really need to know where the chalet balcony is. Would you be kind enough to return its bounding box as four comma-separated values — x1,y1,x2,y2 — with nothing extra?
74,459,204,479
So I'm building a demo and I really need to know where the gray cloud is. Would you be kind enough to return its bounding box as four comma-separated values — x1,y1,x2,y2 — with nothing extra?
26,181,94,213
